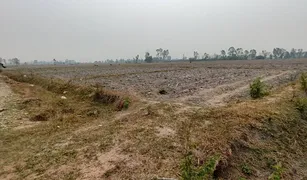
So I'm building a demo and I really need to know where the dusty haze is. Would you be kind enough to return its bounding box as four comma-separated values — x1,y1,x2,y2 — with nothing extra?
0,0,306,62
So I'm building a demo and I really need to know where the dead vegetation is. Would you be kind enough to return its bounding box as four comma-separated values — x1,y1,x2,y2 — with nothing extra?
3,71,130,111
0,67,307,179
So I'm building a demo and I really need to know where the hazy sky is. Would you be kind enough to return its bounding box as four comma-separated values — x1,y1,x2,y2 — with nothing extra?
0,0,306,62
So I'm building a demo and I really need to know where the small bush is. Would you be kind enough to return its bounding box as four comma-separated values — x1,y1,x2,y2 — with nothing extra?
300,72,307,94
250,77,268,99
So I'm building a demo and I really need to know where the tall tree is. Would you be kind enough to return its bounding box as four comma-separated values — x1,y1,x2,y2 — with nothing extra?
11,58,20,65
273,48,283,59
202,53,209,60
244,50,249,59
236,48,244,59
297,49,304,58
135,55,139,63
145,52,153,63
249,49,257,59
262,50,269,59
193,51,199,60
162,50,169,60
290,48,297,58
228,47,237,58
156,48,163,60
283,51,291,59
221,50,226,59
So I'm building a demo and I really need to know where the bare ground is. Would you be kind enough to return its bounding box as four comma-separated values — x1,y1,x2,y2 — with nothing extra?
1,61,307,179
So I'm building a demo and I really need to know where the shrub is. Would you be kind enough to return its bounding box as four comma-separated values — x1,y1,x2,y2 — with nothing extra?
250,77,268,99
300,72,307,94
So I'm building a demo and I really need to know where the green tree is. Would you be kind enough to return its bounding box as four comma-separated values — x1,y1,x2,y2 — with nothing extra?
236,48,244,59
135,55,139,63
290,48,297,58
283,51,291,59
221,50,226,59
202,53,209,60
10,58,20,65
228,46,237,58
194,51,199,60
156,48,163,60
273,48,283,59
145,52,153,63
249,49,257,59
297,49,304,58
244,50,249,59
162,49,169,60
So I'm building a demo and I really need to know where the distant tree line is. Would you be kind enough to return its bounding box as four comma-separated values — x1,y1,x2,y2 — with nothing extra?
143,47,307,63
2,47,306,65
144,48,171,63
0,57,20,65
191,47,307,62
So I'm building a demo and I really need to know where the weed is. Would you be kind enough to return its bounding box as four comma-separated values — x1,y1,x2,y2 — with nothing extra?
116,98,131,111
250,77,268,99
238,178,247,180
295,97,307,119
123,98,130,109
180,152,220,180
300,72,307,94
180,152,194,180
268,163,283,180
241,164,252,176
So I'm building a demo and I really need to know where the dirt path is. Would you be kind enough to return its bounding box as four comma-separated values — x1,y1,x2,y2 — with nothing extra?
0,75,14,128
0,76,12,109
178,70,299,107
0,75,31,129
